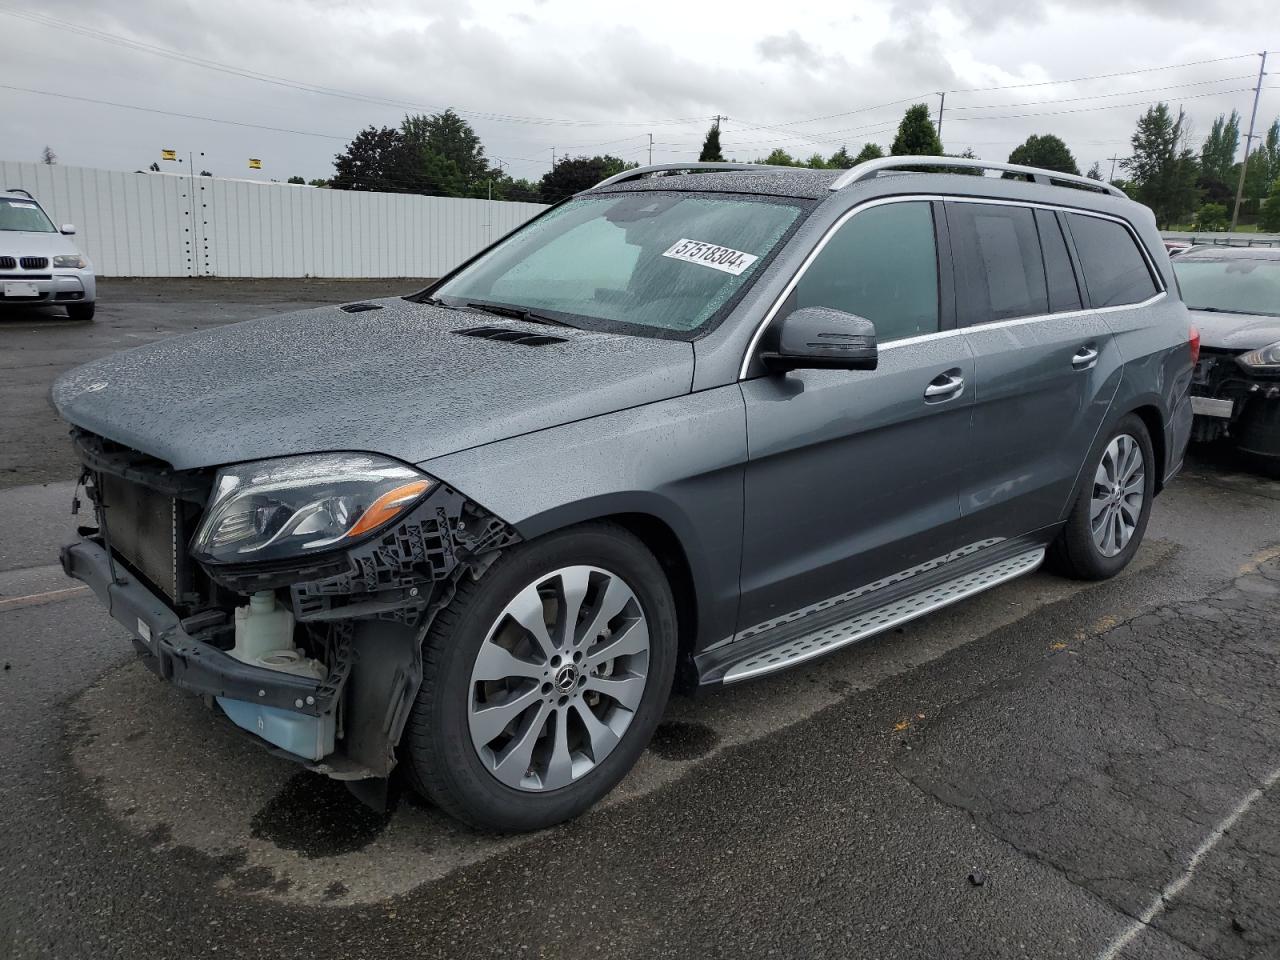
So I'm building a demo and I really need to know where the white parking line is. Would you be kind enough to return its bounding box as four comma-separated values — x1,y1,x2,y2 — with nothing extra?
1096,765,1280,960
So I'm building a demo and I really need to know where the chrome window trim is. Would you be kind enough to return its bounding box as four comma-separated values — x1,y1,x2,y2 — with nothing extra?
738,193,1166,379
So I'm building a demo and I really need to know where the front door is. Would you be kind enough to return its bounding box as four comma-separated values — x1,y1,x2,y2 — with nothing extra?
736,199,976,635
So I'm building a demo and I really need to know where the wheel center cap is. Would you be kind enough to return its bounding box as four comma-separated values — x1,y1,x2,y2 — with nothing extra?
554,664,579,694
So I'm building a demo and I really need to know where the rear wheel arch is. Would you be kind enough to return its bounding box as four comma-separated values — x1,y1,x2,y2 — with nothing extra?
1129,404,1167,493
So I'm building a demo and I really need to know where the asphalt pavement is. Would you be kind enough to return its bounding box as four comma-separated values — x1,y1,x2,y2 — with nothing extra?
1,281,1279,959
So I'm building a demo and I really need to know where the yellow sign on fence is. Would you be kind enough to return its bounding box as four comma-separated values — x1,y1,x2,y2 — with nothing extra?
248,158,262,170
161,149,177,161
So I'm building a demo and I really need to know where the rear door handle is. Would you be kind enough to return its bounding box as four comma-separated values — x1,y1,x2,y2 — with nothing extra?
924,370,965,401
1072,345,1099,369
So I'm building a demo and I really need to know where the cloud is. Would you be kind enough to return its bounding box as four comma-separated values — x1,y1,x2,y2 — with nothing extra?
756,31,821,65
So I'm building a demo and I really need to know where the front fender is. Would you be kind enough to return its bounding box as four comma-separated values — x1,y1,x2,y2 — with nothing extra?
422,386,750,653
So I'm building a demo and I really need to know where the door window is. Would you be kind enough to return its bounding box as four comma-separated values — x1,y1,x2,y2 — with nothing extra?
1036,209,1083,313
1064,213,1159,307
948,203,1048,323
790,201,939,343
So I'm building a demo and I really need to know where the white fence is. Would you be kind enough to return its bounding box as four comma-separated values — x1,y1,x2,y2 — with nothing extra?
1,160,547,278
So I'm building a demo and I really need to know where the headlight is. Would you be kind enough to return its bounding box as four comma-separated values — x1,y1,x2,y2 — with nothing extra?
1237,340,1280,371
192,453,435,564
52,254,88,269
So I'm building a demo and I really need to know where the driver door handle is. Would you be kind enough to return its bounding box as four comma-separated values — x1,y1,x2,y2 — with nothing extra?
1072,345,1100,369
924,370,965,401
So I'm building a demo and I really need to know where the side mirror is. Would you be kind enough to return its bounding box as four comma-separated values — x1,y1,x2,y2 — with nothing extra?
761,307,878,373
60,224,76,235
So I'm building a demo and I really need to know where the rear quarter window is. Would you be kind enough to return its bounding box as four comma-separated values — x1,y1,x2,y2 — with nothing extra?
1065,213,1159,308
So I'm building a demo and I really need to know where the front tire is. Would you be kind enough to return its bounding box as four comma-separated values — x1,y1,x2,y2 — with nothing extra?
402,523,677,832
1050,414,1155,580
66,302,95,321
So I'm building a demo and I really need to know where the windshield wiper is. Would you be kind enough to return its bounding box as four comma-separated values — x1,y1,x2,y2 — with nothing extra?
464,301,576,328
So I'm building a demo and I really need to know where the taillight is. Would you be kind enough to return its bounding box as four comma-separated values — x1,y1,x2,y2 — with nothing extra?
1189,325,1201,366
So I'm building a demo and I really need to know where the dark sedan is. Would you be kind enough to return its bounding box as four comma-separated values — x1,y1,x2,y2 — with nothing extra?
1173,246,1280,466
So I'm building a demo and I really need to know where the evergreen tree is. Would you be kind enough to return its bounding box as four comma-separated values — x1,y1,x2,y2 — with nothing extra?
1199,111,1241,184
699,121,725,162
827,146,854,169
852,142,885,164
40,145,57,165
1007,134,1079,175
803,153,827,169
1086,161,1103,181
1259,177,1280,232
1121,104,1199,227
891,105,943,156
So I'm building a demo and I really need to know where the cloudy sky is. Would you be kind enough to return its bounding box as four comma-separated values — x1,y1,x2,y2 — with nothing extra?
2,0,1277,185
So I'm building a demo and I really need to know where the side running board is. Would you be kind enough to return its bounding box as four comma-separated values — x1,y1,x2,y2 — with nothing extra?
721,548,1046,684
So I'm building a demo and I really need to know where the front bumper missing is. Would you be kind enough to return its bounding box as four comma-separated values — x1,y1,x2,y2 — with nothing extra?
61,537,332,719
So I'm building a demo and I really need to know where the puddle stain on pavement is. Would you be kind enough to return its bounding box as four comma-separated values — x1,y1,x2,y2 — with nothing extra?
250,772,391,858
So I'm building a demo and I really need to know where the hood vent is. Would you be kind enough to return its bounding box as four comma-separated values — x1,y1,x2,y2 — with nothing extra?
454,325,568,347
339,302,383,313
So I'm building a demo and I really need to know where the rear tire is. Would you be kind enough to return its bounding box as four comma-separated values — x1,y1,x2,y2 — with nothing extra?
66,302,95,321
402,522,677,832
1049,413,1155,580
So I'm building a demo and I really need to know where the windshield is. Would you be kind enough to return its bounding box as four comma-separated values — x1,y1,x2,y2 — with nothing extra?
0,197,56,233
1173,256,1280,317
432,192,804,337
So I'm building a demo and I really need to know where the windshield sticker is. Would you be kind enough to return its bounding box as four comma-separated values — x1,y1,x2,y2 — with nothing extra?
662,238,759,276
5,201,37,209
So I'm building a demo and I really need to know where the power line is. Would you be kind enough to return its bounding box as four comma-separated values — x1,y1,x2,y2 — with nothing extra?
947,52,1258,94
945,86,1254,123
948,74,1256,112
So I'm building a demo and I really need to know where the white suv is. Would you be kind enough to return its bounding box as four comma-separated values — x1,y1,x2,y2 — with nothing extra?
1,189,96,321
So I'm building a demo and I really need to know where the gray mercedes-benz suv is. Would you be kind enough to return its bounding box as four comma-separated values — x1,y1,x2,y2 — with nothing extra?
54,157,1194,831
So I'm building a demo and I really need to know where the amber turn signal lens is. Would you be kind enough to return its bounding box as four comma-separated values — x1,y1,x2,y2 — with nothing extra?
345,479,434,539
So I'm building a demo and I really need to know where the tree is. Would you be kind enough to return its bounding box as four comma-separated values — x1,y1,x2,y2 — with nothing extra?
330,125,415,193
759,148,797,166
1259,177,1280,232
827,146,854,169
1121,103,1199,228
891,104,942,156
308,178,330,188
40,146,57,165
1193,203,1228,231
401,109,490,195
852,142,885,164
287,175,306,184
539,155,635,202
1086,161,1103,181
803,153,827,169
1200,111,1240,184
1241,119,1280,214
496,177,542,203
199,170,212,177
1007,134,1079,175
699,121,725,163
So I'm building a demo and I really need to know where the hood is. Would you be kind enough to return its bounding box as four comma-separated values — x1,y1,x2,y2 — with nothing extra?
1189,309,1280,352
52,297,693,470
0,229,80,259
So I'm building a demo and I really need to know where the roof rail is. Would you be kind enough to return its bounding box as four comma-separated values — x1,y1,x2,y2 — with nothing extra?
5,187,34,199
593,162,785,189
828,156,1128,199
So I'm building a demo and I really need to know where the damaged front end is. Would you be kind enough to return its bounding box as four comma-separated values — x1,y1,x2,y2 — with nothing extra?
60,429,519,788
1191,346,1280,458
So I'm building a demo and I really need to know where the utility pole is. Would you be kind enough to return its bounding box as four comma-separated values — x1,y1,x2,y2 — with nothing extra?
1108,155,1122,182
1231,51,1268,232
936,92,946,141
551,147,556,169
648,133,653,165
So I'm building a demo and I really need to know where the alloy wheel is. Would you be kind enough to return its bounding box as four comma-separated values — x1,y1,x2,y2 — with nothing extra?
1090,433,1145,558
467,565,650,792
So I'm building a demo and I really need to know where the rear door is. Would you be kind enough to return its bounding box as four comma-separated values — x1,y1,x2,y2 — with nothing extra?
950,201,1122,541
736,200,976,635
